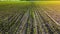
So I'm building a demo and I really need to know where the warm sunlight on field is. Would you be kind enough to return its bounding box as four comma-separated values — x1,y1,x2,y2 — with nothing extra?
34,1,60,24
34,1,60,5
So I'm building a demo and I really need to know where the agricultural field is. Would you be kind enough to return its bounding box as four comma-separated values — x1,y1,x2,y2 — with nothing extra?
47,5,60,24
40,3,60,24
35,1,60,24
0,1,60,34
